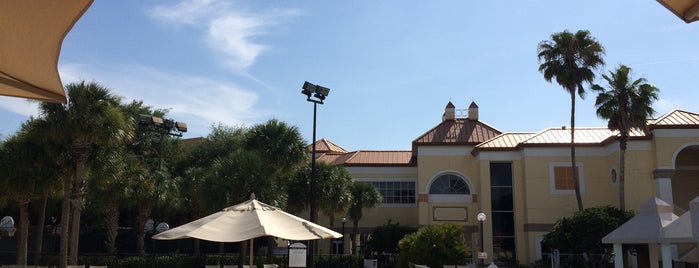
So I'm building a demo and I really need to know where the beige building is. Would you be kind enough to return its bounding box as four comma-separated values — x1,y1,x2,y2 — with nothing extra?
314,101,699,265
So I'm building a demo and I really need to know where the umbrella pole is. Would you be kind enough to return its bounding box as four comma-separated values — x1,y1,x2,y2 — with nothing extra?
250,239,253,267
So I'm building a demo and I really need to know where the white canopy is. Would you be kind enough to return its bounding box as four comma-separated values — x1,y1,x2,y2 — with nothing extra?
602,197,679,244
153,194,341,242
662,196,699,243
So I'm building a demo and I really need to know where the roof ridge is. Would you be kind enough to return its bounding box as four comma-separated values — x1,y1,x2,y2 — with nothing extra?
344,151,360,162
649,109,677,125
353,150,412,152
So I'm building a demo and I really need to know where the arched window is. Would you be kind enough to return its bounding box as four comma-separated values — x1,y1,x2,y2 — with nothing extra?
429,174,470,194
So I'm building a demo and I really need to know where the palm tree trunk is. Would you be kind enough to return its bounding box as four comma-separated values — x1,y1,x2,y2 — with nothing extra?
69,160,88,265
136,201,151,256
15,197,30,265
619,136,628,211
104,196,120,255
59,173,72,268
351,221,359,255
33,192,49,266
570,93,584,211
328,214,335,254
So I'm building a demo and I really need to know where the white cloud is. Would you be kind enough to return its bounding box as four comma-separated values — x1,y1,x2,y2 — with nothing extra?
151,0,229,25
151,0,300,73
0,98,39,117
58,63,261,137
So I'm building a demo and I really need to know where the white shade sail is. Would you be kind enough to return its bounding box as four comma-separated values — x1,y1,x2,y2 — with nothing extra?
0,0,93,103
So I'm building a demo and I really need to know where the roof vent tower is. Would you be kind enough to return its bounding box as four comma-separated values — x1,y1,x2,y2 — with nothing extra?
468,101,479,121
443,102,456,121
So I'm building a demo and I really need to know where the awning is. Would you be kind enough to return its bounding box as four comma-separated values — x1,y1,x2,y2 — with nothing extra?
0,0,94,103
657,0,699,23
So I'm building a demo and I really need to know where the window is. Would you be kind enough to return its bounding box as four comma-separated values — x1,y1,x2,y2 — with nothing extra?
490,162,516,260
610,168,618,186
549,162,584,194
553,166,577,190
429,174,470,194
369,181,416,204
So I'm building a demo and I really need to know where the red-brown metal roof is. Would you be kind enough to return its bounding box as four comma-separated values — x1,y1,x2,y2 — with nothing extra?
316,151,415,166
308,138,348,153
413,119,502,146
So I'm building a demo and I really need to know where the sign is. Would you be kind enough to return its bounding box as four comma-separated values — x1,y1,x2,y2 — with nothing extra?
478,252,487,259
288,242,307,267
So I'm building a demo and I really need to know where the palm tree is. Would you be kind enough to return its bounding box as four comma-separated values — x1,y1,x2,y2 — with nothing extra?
244,119,306,260
537,30,605,211
348,181,381,255
592,65,659,211
175,125,246,254
315,163,352,253
0,120,60,265
22,119,63,266
39,81,126,266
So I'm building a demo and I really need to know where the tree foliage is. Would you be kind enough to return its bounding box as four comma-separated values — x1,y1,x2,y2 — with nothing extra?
537,29,606,211
543,206,633,267
397,223,470,268
366,220,416,255
592,65,659,210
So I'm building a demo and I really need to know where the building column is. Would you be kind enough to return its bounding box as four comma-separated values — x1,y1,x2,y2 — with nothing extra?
613,243,623,268
649,244,660,268
653,169,676,207
661,243,672,268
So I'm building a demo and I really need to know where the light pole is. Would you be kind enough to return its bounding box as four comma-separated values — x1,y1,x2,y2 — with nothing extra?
138,115,187,170
342,217,346,254
477,212,487,268
301,81,330,268
137,115,186,255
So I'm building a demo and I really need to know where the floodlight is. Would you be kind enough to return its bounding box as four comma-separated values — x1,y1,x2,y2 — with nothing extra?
175,121,188,132
315,85,330,98
151,116,164,126
302,81,315,97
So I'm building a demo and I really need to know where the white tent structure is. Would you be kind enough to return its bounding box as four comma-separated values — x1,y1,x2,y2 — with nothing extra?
602,197,679,268
661,196,699,263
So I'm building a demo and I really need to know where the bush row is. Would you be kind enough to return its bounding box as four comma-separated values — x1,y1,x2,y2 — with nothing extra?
33,254,364,268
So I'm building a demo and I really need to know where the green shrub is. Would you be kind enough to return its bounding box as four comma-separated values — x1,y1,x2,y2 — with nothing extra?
397,223,470,268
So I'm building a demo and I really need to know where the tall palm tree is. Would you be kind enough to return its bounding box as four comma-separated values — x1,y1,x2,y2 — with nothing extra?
537,30,605,211
0,120,60,266
39,81,126,266
348,181,381,255
592,65,659,210
22,119,63,266
315,163,352,253
244,119,306,261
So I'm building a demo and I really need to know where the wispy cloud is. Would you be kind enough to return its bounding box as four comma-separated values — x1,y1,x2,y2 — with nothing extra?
59,63,260,137
0,98,39,117
151,0,300,73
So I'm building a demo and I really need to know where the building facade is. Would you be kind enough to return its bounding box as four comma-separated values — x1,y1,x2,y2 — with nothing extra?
314,101,699,265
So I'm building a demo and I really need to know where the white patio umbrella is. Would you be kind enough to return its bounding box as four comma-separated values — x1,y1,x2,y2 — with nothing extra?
153,194,341,267
0,0,93,103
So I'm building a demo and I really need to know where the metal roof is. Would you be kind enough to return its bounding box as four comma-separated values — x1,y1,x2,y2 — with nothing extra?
475,133,536,150
413,118,502,146
650,109,699,129
308,138,348,153
317,151,415,166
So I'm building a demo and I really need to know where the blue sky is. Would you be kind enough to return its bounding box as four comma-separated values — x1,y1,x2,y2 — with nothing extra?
1,0,699,151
